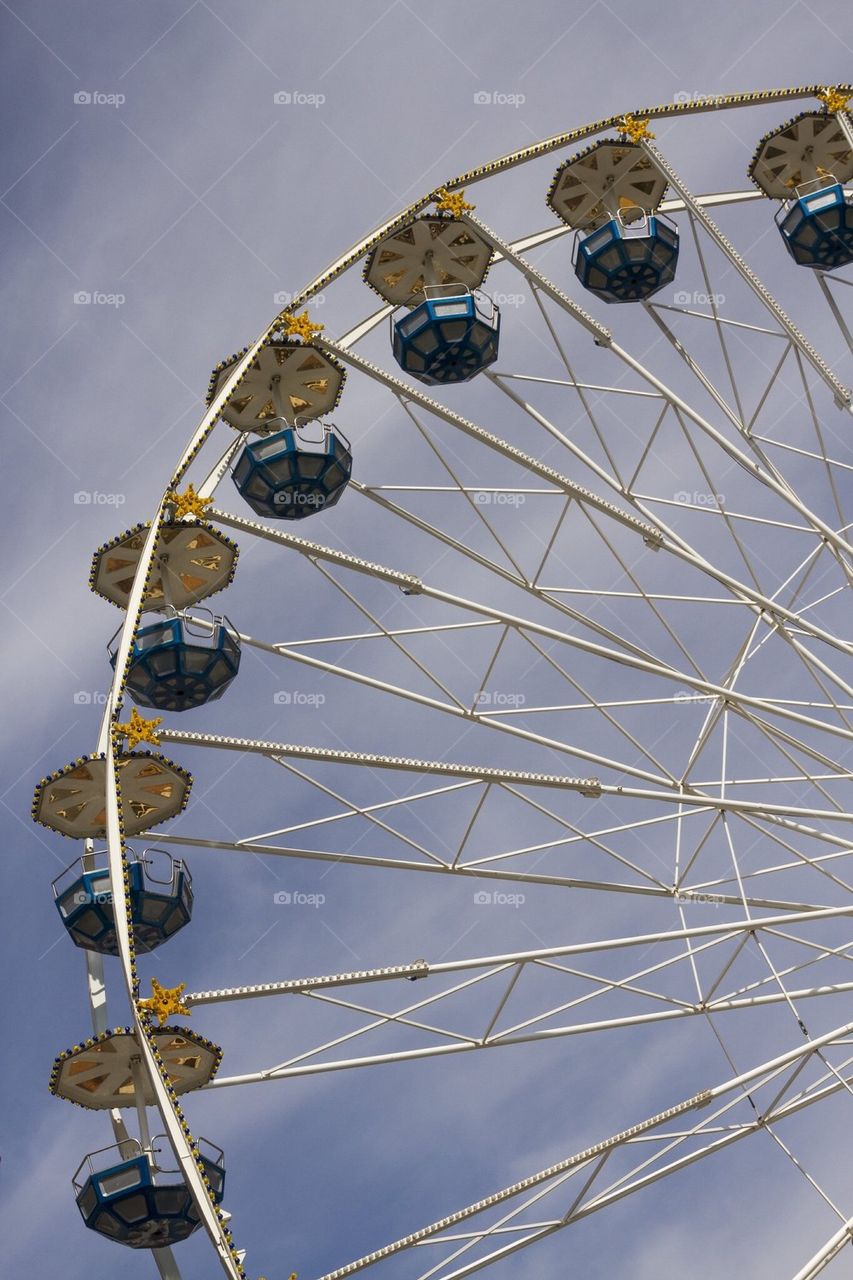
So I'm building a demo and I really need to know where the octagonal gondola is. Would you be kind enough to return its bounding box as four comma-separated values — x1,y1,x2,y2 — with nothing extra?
547,137,680,302
775,177,853,270
52,846,193,954
391,285,500,385
365,214,500,382
232,417,351,520
109,610,241,713
73,1139,225,1249
749,109,853,270
573,209,679,303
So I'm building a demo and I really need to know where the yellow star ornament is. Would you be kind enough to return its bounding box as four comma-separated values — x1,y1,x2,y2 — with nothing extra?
620,115,655,143
434,186,475,217
282,309,325,341
138,978,190,1025
817,86,852,114
116,708,162,749
165,483,212,520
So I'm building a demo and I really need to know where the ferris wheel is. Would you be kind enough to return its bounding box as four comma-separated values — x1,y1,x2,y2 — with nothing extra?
34,83,853,1279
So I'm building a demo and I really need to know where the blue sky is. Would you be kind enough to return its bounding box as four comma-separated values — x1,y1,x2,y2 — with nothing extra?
3,3,853,1278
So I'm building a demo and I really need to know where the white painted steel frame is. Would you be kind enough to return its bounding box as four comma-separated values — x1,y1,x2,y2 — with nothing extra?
77,88,853,1280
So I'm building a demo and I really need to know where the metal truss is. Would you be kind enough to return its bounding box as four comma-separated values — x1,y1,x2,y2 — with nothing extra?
74,88,853,1279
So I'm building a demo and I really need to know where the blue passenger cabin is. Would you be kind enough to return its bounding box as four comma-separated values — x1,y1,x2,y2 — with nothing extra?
392,286,500,384
74,1140,225,1249
53,847,192,954
574,210,679,302
233,417,351,520
110,611,240,712
776,178,853,269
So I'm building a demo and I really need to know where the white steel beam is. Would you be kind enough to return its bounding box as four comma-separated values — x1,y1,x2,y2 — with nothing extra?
207,511,853,741
151,830,822,914
184,903,853,1007
157,729,853,826
311,1016,853,1279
